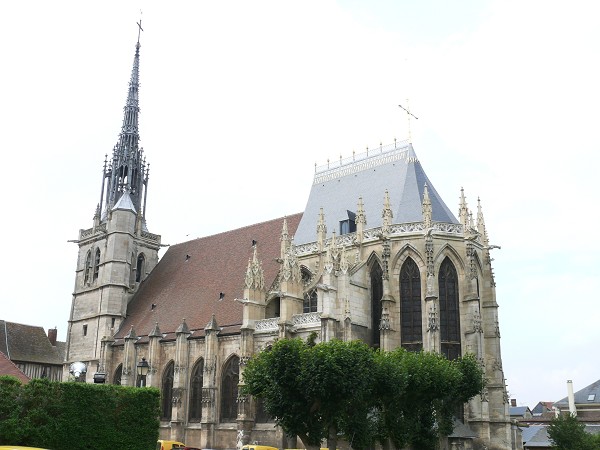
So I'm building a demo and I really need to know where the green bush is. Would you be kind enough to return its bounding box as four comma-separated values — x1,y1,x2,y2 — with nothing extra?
0,376,160,450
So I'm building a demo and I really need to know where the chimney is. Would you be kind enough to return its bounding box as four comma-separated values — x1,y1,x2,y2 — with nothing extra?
511,399,517,407
567,380,577,416
47,327,57,346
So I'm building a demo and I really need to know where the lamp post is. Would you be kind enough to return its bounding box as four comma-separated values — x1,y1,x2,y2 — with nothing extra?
136,357,150,387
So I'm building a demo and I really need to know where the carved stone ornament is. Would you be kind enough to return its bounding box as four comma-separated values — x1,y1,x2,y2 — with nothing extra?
379,310,391,331
480,387,489,402
239,356,251,367
427,304,439,332
472,310,483,333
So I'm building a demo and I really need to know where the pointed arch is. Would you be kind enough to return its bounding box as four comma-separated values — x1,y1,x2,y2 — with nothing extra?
220,355,239,422
135,252,145,283
435,243,466,277
93,247,101,282
400,257,423,351
369,258,383,349
439,257,461,360
392,243,426,277
265,296,280,318
189,358,204,422
113,363,122,385
303,288,318,313
161,361,174,420
84,250,92,285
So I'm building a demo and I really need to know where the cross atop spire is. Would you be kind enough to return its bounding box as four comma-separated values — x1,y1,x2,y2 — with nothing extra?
137,18,144,45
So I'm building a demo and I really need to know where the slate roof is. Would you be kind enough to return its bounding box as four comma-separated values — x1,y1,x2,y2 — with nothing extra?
521,424,600,448
532,401,554,416
0,351,30,383
0,320,65,365
555,379,600,406
294,142,458,245
449,418,478,438
511,406,532,417
521,425,552,448
114,213,302,340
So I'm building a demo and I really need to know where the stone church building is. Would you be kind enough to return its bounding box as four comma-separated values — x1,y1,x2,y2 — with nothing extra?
64,34,516,449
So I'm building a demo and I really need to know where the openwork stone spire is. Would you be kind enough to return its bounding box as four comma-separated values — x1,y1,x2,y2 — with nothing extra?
382,190,393,233
422,183,432,229
317,208,327,250
477,197,489,246
245,244,265,290
458,187,469,227
101,31,149,220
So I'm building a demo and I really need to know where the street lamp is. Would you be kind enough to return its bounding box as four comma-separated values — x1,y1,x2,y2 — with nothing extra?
136,357,150,387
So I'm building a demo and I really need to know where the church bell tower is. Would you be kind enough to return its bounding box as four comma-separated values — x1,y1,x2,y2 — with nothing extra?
64,26,161,381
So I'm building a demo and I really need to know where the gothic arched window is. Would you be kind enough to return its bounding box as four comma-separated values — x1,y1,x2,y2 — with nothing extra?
370,261,383,349
400,258,423,351
135,253,145,283
220,355,239,422
161,361,174,420
189,358,204,422
93,248,101,282
439,257,461,360
303,289,318,313
84,250,92,285
113,364,122,385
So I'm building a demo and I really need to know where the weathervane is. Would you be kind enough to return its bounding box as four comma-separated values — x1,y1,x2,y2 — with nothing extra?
398,100,418,143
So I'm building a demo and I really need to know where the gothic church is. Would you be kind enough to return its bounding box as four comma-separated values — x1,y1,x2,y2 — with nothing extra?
64,33,516,450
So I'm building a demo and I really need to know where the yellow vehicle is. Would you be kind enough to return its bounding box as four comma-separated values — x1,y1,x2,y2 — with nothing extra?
0,447,50,450
156,440,186,450
241,446,278,450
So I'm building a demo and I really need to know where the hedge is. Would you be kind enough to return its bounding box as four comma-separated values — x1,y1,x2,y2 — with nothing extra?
0,375,160,450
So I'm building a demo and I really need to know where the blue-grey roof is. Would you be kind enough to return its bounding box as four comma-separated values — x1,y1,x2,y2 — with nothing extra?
511,406,531,416
112,190,137,213
294,142,458,245
520,425,552,447
555,379,600,406
520,424,600,448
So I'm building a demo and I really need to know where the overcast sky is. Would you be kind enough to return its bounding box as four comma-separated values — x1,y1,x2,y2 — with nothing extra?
1,0,598,408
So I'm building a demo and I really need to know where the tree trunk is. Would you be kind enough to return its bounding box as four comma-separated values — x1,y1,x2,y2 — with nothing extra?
327,424,338,450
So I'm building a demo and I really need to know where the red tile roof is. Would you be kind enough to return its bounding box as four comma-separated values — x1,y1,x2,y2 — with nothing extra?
0,351,30,383
114,213,302,339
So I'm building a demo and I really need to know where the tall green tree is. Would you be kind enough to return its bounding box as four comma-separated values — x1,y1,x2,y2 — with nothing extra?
548,413,600,450
243,339,484,450
241,338,376,449
372,349,484,449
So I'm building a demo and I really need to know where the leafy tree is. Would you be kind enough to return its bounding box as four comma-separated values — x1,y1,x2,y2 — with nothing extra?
372,349,484,450
243,339,484,450
241,338,376,449
548,413,600,450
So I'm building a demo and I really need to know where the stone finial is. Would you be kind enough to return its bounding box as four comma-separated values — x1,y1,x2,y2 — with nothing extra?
176,318,190,334
458,187,469,227
317,208,327,250
355,196,366,244
382,190,393,232
477,197,489,246
356,197,366,226
280,217,290,259
422,183,432,229
245,244,265,290
205,314,220,332
149,322,162,338
124,326,137,340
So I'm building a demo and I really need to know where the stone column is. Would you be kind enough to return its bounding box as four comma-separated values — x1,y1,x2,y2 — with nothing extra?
170,319,191,443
